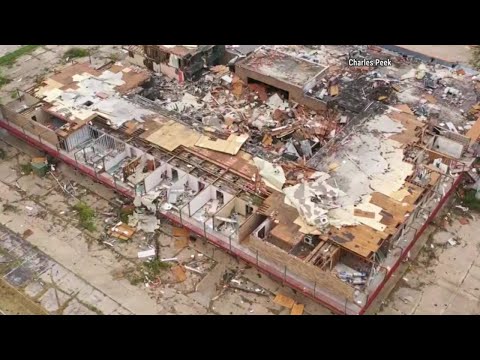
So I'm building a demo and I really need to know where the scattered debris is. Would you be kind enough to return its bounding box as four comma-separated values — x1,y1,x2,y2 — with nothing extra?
22,229,33,238
108,222,136,240
184,265,204,275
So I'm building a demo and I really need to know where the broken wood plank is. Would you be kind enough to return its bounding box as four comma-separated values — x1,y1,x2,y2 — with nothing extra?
394,104,414,115
329,84,339,97
274,293,295,309
262,134,273,147
290,303,305,315
370,192,414,218
354,209,376,219
423,93,437,104
171,265,187,282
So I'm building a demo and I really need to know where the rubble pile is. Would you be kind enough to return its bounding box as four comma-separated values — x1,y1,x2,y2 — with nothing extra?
390,61,480,135
136,64,343,162
126,45,480,242
273,45,346,67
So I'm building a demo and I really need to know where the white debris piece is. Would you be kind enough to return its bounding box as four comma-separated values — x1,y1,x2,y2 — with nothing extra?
221,75,233,84
266,94,288,110
253,157,286,192
138,249,156,258
447,238,457,246
401,68,416,80
445,122,458,133
181,93,203,109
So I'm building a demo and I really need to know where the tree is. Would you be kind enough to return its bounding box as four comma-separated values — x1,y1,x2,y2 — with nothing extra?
470,45,480,70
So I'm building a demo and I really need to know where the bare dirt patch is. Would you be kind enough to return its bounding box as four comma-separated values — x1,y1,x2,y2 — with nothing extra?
0,278,46,315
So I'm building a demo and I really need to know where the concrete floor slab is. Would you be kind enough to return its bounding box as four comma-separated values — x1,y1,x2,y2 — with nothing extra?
0,162,20,184
413,280,456,315
62,299,97,315
0,140,19,159
55,271,89,296
40,191,72,215
377,307,404,315
458,265,480,299
212,292,246,315
389,287,422,315
444,291,480,315
39,263,70,285
248,303,273,315
24,281,46,298
40,287,71,313
187,291,212,308
16,175,53,197
77,289,119,315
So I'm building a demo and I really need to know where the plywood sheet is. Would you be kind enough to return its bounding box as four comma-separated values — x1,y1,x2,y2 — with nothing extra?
290,303,304,315
261,191,302,246
394,104,414,115
329,225,385,259
370,192,414,218
145,120,200,151
388,111,425,129
274,294,295,309
330,230,372,258
195,133,249,155
402,182,425,205
466,116,480,143
389,188,412,202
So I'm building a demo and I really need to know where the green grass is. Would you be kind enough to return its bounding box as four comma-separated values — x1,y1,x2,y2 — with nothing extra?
63,48,89,60
0,74,10,88
2,202,18,213
143,259,171,278
0,148,5,160
463,189,480,212
108,53,120,62
124,260,171,286
0,45,41,67
119,205,134,224
20,163,32,175
73,201,96,231
81,302,103,315
10,90,18,99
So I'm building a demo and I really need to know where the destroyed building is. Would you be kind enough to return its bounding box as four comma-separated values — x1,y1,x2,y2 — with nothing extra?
1,45,479,315
222,45,262,67
235,47,330,112
125,45,225,82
